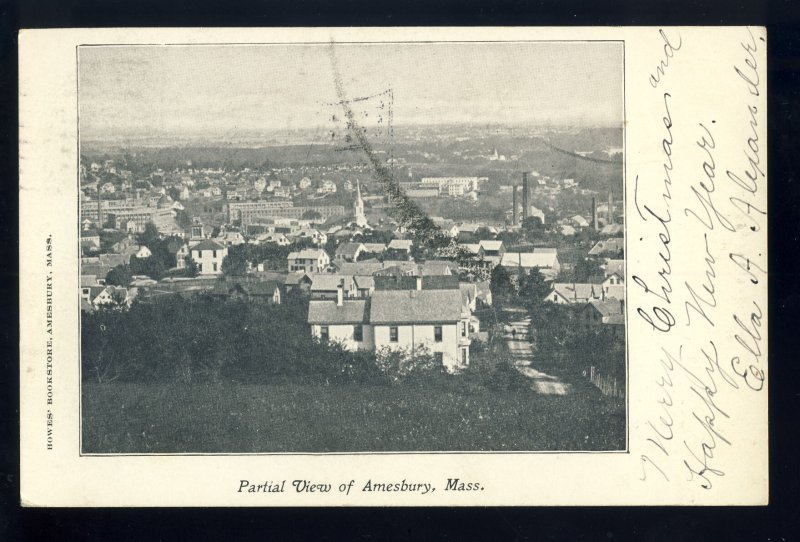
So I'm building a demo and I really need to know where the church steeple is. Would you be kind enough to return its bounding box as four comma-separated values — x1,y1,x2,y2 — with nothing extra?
354,180,368,228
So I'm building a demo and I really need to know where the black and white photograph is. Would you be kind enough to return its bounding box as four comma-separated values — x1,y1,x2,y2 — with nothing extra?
77,41,626,454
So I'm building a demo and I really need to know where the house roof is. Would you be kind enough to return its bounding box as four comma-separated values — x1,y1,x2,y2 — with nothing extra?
587,299,624,318
458,243,483,255
191,239,226,251
478,240,504,252
600,224,624,235
419,260,455,276
309,274,354,292
369,289,463,324
500,251,559,269
353,276,375,290
551,283,600,302
288,248,328,260
603,259,625,278
589,238,624,256
335,242,364,257
361,242,387,253
308,299,369,324
284,272,311,285
387,239,413,250
604,284,626,302
334,262,384,276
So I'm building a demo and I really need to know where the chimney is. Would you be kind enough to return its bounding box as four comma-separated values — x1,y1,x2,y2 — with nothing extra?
522,172,529,222
336,279,344,306
608,190,614,226
592,197,598,230
512,184,517,226
416,275,422,291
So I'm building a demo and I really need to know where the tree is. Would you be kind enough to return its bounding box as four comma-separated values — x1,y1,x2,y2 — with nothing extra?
221,250,249,276
129,255,167,280
518,267,550,305
183,255,199,278
490,264,515,306
473,226,494,240
175,209,192,229
136,222,160,248
521,216,544,238
301,210,322,220
573,257,604,282
105,265,133,286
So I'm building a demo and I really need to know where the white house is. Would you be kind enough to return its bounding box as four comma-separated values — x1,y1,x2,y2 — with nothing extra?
135,245,152,259
190,239,228,275
308,284,472,372
287,248,330,274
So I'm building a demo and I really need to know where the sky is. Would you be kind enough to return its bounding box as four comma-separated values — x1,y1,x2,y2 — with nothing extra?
79,42,623,140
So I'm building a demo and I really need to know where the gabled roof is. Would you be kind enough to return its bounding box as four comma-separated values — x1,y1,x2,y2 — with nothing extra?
551,283,600,302
288,248,328,260
308,299,369,324
478,240,504,252
586,299,624,318
603,259,625,278
334,262,384,276
387,239,413,250
370,289,463,324
500,251,559,269
191,239,226,251
353,276,375,290
335,242,364,257
284,272,311,285
419,260,455,276
361,242,387,253
309,274,354,292
589,238,624,256
458,243,483,255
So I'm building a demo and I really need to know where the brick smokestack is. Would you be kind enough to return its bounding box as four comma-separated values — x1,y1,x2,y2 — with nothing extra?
592,196,598,230
522,172,529,222
608,189,614,226
512,184,518,226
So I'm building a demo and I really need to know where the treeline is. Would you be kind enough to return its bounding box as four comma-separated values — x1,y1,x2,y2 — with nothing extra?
528,303,625,381
81,294,527,391
221,238,315,275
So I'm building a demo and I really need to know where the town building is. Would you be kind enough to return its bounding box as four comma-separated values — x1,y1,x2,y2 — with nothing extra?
287,248,331,274
335,242,365,263
308,282,473,372
190,239,228,275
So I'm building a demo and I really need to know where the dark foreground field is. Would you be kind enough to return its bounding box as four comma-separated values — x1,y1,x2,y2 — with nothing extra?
82,380,625,453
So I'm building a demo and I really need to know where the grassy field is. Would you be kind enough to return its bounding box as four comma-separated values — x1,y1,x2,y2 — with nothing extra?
82,379,625,453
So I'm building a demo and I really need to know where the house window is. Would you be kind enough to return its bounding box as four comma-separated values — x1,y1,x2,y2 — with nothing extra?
320,326,329,341
200,250,204,258
213,250,217,258
198,263,203,272
434,326,443,342
462,348,468,365
213,263,218,272
389,326,398,342
353,325,363,342
461,322,467,337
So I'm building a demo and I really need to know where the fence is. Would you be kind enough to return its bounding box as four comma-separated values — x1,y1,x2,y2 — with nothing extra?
589,366,625,399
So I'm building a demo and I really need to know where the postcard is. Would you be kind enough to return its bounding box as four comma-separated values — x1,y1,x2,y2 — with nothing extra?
19,26,767,506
